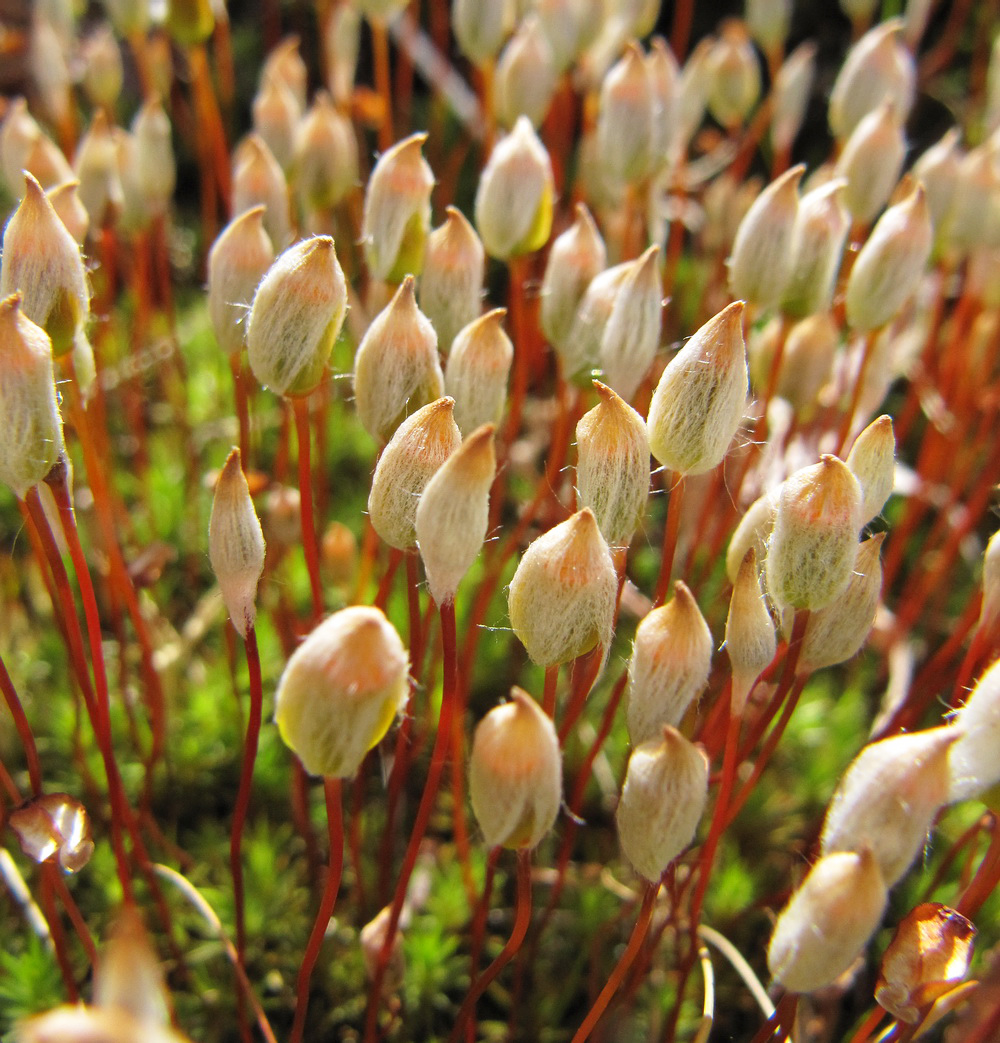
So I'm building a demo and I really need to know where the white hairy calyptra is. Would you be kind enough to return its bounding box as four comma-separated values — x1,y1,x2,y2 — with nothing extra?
469,688,562,849
353,275,445,444
208,449,266,639
0,293,65,500
540,202,607,354
728,165,804,311
764,456,862,612
726,549,777,715
780,178,850,319
768,849,888,993
796,532,884,675
207,206,274,357
846,415,895,526
415,424,496,605
475,116,554,261
361,132,434,283
626,581,712,744
599,245,663,401
0,173,90,357
828,19,914,142
273,606,409,779
820,727,956,886
419,206,485,354
846,185,932,333
946,659,1000,804
231,134,292,249
834,101,907,224
368,398,461,551
647,300,748,476
507,508,618,667
616,727,709,882
246,235,347,397
444,309,513,435
575,381,649,548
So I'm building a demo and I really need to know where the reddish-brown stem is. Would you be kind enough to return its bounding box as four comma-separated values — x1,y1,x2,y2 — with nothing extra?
537,670,628,938
362,599,460,1043
48,867,99,969
748,992,798,1043
726,673,808,829
557,646,604,745
39,864,79,1000
570,882,657,1043
670,0,695,62
0,652,43,795
229,352,252,467
503,256,531,448
464,847,501,1043
289,777,344,1043
653,473,683,606
849,1005,887,1043
542,664,559,718
956,817,1000,919
688,709,741,933
372,20,394,152
230,626,264,987
292,762,321,888
292,395,325,621
25,487,135,908
837,330,878,454
189,43,232,234
449,848,533,1043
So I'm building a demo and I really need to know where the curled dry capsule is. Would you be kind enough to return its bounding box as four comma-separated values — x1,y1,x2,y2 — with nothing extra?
362,133,434,283
508,508,618,667
575,381,649,548
768,849,888,993
208,449,266,638
246,235,348,397
647,300,748,477
469,687,562,849
368,398,461,551
415,424,496,605
820,727,956,886
273,606,410,778
764,455,862,612
626,581,712,745
353,275,444,444
0,173,90,358
616,726,709,882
